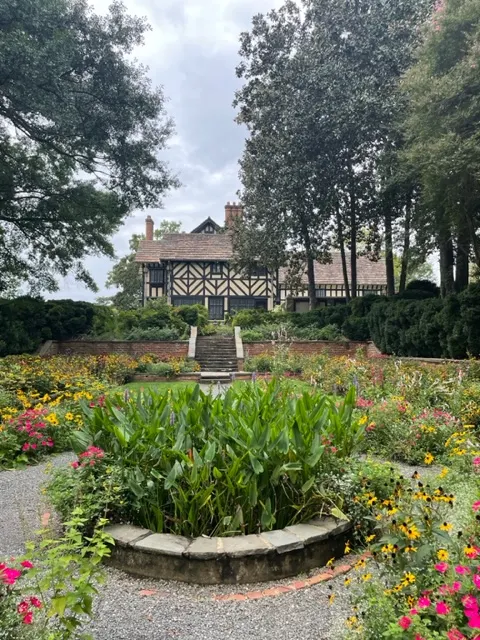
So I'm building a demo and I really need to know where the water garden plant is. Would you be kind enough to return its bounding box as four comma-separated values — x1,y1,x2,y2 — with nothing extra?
48,381,365,537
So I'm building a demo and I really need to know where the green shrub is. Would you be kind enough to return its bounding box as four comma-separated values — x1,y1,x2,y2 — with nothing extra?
292,324,345,341
143,362,175,376
405,278,440,296
173,304,209,328
231,308,270,328
0,297,110,356
126,327,182,341
241,329,269,342
61,382,364,537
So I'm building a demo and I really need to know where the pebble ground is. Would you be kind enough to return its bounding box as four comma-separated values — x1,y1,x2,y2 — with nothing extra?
1,454,354,640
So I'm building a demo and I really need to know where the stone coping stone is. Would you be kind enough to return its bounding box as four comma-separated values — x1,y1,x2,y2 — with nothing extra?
134,533,190,557
105,516,353,584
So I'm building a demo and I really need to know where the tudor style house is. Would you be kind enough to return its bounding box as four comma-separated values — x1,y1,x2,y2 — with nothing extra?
135,202,387,320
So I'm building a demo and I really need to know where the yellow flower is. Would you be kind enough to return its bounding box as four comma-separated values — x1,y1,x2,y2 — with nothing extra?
359,415,368,426
382,544,395,554
65,412,74,421
344,577,351,587
354,559,366,571
404,546,418,553
424,452,434,465
362,573,372,582
403,572,415,584
46,413,59,425
344,542,352,554
406,525,421,540
328,593,336,605
437,549,449,562
345,616,358,628
365,534,376,543
440,522,453,532
326,557,335,568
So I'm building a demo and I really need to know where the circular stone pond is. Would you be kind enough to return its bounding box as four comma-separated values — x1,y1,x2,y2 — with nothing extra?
105,517,352,585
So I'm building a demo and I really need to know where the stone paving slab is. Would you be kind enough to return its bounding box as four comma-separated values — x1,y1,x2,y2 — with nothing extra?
284,523,330,544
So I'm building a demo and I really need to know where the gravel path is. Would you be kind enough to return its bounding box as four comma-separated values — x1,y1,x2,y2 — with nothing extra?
0,454,353,640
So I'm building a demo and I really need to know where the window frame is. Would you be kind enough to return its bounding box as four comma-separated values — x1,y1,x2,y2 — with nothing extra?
149,268,165,285
210,262,223,276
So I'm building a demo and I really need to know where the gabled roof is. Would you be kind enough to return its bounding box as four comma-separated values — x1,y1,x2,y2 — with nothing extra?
135,234,387,286
191,217,222,234
278,253,387,286
135,233,233,263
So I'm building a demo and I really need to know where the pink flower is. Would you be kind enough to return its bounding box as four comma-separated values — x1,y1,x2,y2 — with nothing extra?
22,611,33,625
456,565,471,575
30,597,42,609
436,601,450,615
474,458,480,467
474,575,480,589
17,600,30,614
71,461,79,469
417,596,431,608
415,636,426,640
447,630,466,640
410,608,419,615
473,501,480,512
20,560,33,569
435,562,449,573
0,567,22,585
463,595,478,611
469,615,480,630
452,581,462,592
398,616,412,630
22,442,30,451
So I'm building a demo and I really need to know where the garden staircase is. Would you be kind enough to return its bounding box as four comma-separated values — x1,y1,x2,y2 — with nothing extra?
195,335,238,373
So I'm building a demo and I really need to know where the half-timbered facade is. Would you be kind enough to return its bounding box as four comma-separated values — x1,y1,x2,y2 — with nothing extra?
135,203,387,320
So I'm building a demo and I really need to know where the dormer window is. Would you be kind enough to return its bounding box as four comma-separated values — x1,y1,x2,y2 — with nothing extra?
211,262,223,276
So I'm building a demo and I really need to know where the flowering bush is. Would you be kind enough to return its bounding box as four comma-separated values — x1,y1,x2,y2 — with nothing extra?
0,510,112,639
343,458,480,639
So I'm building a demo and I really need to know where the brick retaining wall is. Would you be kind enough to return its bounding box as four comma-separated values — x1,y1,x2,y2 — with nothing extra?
43,340,189,358
244,341,381,359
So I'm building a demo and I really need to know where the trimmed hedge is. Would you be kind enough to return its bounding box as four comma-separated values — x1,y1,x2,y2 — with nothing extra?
0,297,114,356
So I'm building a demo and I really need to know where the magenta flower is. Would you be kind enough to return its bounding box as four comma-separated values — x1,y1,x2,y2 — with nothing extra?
436,601,450,615
472,501,480,512
20,560,33,569
474,575,480,589
455,565,471,575
22,611,33,625
417,596,431,608
0,566,22,585
398,616,412,630
435,562,449,573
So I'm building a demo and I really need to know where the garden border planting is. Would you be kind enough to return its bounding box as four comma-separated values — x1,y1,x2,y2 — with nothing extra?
104,517,352,584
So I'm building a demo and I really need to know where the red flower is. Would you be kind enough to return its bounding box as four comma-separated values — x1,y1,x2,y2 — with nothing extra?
20,560,33,569
22,611,33,625
0,566,22,585
17,600,30,614
472,501,480,512
447,630,466,640
30,597,42,608
398,616,412,630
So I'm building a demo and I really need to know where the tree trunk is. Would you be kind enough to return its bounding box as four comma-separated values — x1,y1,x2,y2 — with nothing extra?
439,223,455,297
348,167,357,298
465,212,480,269
302,223,317,310
336,200,351,302
399,198,412,294
306,255,316,311
455,221,470,293
384,207,395,297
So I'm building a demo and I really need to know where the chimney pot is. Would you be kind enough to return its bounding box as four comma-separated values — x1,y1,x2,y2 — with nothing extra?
145,215,154,241
225,201,243,229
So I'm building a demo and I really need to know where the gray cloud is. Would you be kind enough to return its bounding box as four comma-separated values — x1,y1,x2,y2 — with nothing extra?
49,0,281,302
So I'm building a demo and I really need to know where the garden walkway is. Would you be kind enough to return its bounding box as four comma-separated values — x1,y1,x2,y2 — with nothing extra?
1,454,353,640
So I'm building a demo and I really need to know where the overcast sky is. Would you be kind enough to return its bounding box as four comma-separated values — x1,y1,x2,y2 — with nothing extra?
50,0,282,301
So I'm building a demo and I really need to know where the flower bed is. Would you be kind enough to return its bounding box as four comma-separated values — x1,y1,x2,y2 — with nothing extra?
47,381,365,537
0,354,197,468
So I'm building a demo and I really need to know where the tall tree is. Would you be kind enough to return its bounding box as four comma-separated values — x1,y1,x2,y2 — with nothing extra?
402,0,480,294
0,0,178,294
235,0,432,307
102,220,182,310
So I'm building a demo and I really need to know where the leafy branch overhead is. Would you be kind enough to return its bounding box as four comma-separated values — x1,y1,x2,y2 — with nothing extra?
0,0,179,293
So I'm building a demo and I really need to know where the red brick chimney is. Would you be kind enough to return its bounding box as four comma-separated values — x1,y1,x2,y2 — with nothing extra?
225,201,243,229
145,215,154,241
